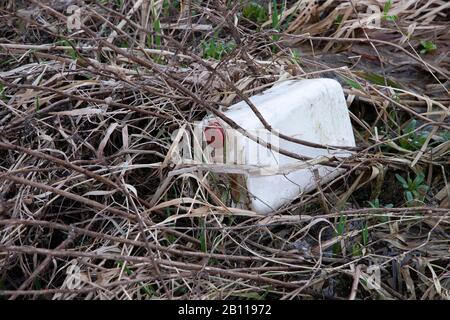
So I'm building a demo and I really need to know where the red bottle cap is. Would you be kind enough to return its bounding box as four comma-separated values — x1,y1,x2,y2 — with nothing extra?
204,120,225,146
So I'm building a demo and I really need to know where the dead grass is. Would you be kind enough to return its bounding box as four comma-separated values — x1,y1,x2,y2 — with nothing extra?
0,0,449,300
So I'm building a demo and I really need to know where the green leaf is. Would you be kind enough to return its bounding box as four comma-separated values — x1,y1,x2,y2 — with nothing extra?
386,14,397,21
336,215,347,236
242,2,268,24
404,119,417,134
346,79,362,90
59,39,78,60
395,174,408,188
202,38,235,60
439,131,450,141
166,233,176,244
417,184,429,193
368,198,380,208
334,14,343,26
153,12,162,48
383,0,393,15
34,278,42,290
116,261,133,276
269,1,281,45
407,176,414,187
413,173,425,187
0,83,5,100
399,119,429,151
272,0,280,30
199,219,207,252
405,191,414,203
352,244,362,257
333,215,346,255
362,222,369,246
420,40,437,55
360,71,400,88
141,284,155,297
382,0,396,21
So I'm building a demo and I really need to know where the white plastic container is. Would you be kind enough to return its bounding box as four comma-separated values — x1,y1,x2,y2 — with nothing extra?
199,78,356,214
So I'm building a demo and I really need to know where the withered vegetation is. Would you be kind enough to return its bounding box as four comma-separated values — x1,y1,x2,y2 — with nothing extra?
0,0,449,299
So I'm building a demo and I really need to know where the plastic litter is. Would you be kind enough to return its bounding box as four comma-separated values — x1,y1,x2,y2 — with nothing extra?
199,78,356,214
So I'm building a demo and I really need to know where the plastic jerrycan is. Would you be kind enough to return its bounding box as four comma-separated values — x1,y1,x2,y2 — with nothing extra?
200,78,356,214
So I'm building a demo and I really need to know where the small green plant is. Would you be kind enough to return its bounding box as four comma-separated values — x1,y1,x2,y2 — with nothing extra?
163,0,179,12
334,14,344,26
362,222,369,247
395,172,429,205
439,130,450,142
199,219,207,252
165,230,177,244
345,79,362,90
163,0,170,15
358,71,400,88
368,198,393,222
382,0,397,21
419,40,437,55
398,119,428,151
119,40,129,48
333,215,347,255
351,243,362,257
116,261,155,296
271,0,282,42
290,48,301,64
242,2,268,24
336,215,347,236
350,220,370,258
59,39,78,60
368,198,393,209
202,37,235,60
153,11,162,49
117,260,133,276
33,278,42,290
145,8,163,63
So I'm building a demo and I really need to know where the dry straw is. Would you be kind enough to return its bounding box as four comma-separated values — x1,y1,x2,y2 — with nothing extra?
0,0,448,300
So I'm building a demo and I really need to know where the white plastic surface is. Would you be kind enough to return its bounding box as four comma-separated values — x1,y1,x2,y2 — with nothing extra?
203,78,356,214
